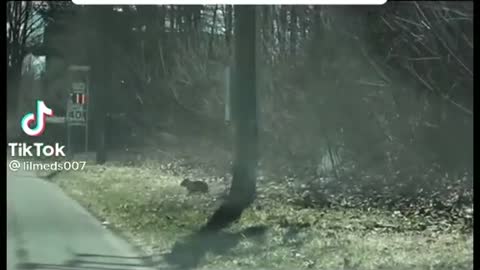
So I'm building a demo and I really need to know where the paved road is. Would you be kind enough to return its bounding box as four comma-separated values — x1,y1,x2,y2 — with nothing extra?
7,169,156,270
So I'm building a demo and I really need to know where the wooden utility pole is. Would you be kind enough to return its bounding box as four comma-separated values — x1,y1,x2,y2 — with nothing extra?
90,6,112,164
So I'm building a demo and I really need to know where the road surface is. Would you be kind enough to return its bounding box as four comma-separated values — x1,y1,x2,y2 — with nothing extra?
7,168,157,270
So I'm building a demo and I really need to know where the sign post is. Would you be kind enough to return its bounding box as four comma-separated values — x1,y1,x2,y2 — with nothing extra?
225,66,232,124
66,65,90,158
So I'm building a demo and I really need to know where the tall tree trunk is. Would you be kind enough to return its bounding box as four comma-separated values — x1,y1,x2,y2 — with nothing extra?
169,5,175,31
156,5,167,77
277,5,288,56
208,5,218,58
224,5,233,56
300,6,309,41
157,5,166,33
289,5,298,56
261,6,272,64
7,65,22,115
192,5,202,31
201,4,258,232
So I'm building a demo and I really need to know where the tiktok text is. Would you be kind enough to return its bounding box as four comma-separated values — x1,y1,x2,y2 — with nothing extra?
8,143,66,158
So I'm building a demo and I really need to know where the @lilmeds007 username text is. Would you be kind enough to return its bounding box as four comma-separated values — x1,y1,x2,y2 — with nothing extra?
8,160,86,172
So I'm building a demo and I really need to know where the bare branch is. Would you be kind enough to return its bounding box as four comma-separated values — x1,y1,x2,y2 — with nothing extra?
462,34,473,49
407,56,441,61
412,2,432,30
406,64,434,92
442,95,472,116
24,15,45,37
359,46,391,84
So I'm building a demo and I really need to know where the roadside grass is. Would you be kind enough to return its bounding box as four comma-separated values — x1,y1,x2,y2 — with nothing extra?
52,163,473,270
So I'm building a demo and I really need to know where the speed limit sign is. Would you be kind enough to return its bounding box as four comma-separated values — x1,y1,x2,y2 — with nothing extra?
67,108,86,122
67,106,86,124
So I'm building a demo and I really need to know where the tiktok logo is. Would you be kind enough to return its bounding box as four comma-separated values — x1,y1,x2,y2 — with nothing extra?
20,100,54,137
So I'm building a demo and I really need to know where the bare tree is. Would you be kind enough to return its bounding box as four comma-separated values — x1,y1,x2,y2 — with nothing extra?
7,1,45,114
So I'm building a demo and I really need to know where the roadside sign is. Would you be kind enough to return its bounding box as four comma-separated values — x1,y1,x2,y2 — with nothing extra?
66,65,90,156
66,105,87,124
66,90,87,126
72,82,86,91
71,92,87,105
